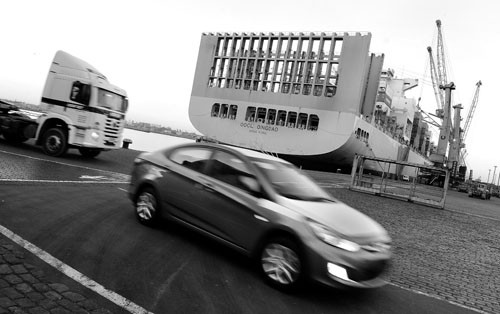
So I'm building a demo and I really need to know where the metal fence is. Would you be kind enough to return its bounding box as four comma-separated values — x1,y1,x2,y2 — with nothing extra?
349,155,450,209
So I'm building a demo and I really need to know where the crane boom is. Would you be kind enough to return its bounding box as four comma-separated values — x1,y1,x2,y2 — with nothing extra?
462,80,482,142
427,20,448,117
435,20,448,89
427,46,444,113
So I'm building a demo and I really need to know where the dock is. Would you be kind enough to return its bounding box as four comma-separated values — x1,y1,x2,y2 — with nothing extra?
1,141,499,314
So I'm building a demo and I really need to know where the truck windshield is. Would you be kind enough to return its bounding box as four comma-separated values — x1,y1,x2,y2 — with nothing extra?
97,89,127,113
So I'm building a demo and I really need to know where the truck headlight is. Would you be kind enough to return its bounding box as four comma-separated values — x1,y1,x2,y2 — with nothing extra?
91,132,100,140
307,220,360,252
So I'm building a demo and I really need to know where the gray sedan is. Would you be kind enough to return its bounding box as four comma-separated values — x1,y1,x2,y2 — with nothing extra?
129,142,391,291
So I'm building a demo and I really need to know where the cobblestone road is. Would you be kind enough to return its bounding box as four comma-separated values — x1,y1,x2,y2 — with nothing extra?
0,238,113,314
328,187,500,314
1,145,499,313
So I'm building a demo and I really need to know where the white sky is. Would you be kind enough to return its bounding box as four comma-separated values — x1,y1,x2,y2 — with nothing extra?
1,0,499,182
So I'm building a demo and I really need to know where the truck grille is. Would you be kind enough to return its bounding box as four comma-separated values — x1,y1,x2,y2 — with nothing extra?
104,117,122,146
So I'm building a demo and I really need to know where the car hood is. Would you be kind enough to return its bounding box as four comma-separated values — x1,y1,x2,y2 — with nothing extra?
280,198,389,240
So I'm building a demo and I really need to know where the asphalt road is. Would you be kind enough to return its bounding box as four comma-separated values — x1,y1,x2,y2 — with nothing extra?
1,140,497,313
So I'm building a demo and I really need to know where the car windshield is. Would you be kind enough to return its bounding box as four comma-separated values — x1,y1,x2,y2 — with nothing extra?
252,158,333,201
97,88,128,112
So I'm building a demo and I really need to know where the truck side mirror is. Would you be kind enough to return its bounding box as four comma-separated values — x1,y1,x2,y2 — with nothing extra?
123,98,129,112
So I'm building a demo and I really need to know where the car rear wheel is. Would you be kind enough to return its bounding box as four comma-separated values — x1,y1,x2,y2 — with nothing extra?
135,187,160,226
260,237,304,291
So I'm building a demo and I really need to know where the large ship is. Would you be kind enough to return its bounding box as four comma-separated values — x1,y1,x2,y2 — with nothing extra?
189,31,434,174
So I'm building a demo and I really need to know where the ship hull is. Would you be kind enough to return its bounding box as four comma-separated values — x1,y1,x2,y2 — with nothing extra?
188,32,432,174
189,96,431,174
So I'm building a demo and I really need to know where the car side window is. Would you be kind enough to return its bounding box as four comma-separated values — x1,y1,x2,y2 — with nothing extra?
208,151,260,194
168,148,212,173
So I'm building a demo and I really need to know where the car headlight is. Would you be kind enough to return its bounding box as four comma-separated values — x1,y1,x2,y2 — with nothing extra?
307,220,360,252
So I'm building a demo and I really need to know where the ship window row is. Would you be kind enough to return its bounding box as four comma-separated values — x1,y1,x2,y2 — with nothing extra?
210,103,319,131
244,106,319,131
214,36,343,61
356,128,369,141
211,103,238,119
208,58,339,97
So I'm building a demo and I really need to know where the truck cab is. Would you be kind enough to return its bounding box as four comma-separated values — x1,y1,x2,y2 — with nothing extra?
33,50,129,157
468,182,491,200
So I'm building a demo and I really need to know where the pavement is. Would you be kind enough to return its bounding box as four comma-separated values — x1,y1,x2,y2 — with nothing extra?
0,144,140,314
327,187,500,314
1,143,500,313
0,236,114,314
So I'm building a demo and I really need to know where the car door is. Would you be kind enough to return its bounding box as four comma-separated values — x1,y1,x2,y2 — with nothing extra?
197,150,270,251
160,146,214,225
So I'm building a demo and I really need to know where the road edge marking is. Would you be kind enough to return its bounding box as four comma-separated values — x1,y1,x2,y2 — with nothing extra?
0,224,153,314
0,179,128,184
0,149,128,177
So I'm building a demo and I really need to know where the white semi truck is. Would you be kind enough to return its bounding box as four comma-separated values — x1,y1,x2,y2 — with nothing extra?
0,50,128,158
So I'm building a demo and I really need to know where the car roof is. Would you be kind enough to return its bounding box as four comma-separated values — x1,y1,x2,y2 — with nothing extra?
227,145,288,162
173,142,289,163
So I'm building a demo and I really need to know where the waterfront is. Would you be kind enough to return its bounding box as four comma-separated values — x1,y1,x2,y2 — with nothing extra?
122,128,195,152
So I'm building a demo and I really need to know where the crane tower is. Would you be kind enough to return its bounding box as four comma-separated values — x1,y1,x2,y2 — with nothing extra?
428,20,455,167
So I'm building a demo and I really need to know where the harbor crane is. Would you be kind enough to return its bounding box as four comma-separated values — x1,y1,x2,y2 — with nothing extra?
428,19,455,167
461,81,482,144
459,80,482,165
427,20,448,118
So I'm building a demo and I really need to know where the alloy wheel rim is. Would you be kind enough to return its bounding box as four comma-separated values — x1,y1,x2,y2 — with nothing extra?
136,192,156,221
261,243,300,285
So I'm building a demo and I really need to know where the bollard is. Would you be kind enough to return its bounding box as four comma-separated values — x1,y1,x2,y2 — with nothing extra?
122,138,132,149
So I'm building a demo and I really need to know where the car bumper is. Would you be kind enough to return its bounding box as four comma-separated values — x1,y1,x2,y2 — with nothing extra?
304,237,391,289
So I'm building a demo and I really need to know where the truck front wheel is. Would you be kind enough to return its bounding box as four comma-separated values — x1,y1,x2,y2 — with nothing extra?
42,128,68,157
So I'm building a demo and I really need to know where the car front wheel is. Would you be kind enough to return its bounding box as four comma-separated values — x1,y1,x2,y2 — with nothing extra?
260,237,304,291
135,187,160,226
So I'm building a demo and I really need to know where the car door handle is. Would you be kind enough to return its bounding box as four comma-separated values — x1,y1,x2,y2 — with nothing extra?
203,182,215,192
195,182,214,192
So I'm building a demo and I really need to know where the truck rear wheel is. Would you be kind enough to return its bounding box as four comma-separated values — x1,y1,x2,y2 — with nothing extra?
42,128,68,157
78,148,102,158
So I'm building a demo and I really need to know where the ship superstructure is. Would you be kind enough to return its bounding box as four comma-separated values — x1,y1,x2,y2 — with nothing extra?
189,31,433,173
